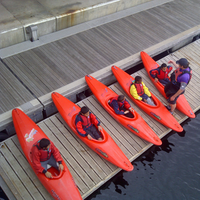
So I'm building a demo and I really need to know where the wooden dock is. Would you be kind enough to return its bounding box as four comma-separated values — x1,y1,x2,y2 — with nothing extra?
1,0,200,114
1,40,200,199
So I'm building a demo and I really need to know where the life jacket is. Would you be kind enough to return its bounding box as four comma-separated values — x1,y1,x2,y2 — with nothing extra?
77,112,92,129
156,67,171,80
171,67,192,86
110,96,124,109
33,140,52,162
165,67,192,97
134,83,145,96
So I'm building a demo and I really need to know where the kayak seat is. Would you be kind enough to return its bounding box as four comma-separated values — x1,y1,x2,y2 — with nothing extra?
108,100,135,119
72,114,105,141
48,165,60,176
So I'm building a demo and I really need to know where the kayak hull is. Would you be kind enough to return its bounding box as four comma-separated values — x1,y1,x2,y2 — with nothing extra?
51,92,133,171
85,75,162,146
111,65,183,132
140,51,195,118
12,108,82,200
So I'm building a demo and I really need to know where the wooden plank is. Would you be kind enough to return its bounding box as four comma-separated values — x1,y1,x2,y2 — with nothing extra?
36,43,83,81
16,53,60,91
0,62,34,113
4,139,45,200
0,164,20,200
0,145,34,199
0,174,17,200
3,57,45,97
32,46,77,83
54,39,99,73
11,136,53,199
0,66,33,102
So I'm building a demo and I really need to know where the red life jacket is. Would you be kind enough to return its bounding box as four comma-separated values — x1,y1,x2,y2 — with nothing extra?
33,141,52,162
134,83,144,96
110,96,124,109
174,67,192,83
156,67,171,80
78,113,93,129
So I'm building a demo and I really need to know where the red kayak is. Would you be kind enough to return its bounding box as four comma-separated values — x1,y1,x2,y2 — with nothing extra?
85,75,162,146
12,108,82,200
140,51,195,118
111,65,183,132
51,92,133,171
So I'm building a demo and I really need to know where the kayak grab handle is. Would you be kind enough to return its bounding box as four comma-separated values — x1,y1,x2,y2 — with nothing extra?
124,161,132,168
52,92,59,98
86,75,92,79
51,168,65,180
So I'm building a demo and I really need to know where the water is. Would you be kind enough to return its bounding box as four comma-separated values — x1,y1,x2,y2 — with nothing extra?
0,187,8,200
86,111,200,200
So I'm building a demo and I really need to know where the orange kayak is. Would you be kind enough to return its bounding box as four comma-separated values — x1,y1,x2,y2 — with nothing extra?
51,92,133,171
111,65,183,132
140,51,195,118
85,75,162,146
12,108,82,200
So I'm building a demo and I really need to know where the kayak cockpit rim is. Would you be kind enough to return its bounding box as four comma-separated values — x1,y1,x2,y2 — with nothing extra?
71,114,107,143
107,98,136,120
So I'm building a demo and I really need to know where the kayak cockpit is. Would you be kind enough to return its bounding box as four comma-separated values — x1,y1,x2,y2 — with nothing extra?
47,165,64,179
135,94,160,108
107,99,136,120
72,114,107,143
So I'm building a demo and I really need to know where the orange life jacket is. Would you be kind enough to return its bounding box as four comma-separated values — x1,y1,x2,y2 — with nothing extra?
33,140,52,162
174,67,192,83
134,83,144,96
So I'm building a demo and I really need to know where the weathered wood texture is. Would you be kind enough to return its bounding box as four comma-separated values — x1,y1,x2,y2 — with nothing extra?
1,40,200,199
0,62,34,114
2,0,200,101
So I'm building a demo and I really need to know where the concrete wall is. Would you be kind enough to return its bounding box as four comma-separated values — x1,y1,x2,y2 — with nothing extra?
55,0,152,31
0,0,152,49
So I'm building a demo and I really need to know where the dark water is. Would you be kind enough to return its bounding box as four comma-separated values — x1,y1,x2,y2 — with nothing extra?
0,187,8,200
86,111,200,200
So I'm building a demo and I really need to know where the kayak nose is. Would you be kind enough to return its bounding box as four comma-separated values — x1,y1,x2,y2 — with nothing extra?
189,110,195,118
12,108,20,116
112,65,118,70
153,136,162,146
86,75,92,79
174,123,183,132
123,161,134,171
